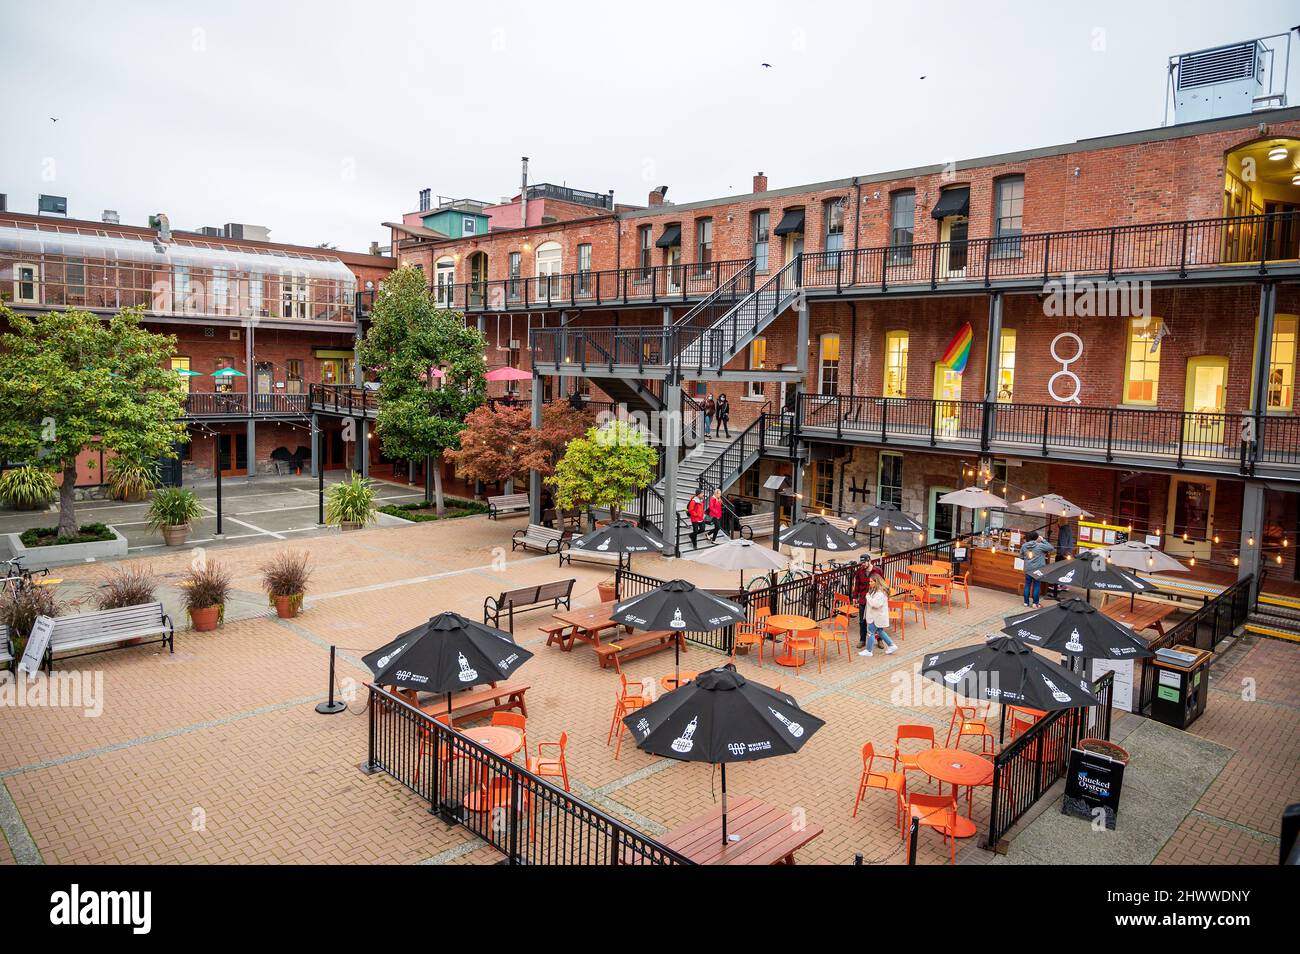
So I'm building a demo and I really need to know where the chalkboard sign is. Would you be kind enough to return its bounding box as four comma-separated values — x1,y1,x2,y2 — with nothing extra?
1062,746,1126,830
18,615,55,676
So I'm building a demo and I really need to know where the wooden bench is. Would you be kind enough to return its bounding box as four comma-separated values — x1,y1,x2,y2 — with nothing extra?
593,630,683,669
488,493,530,520
559,541,628,569
483,579,576,632
511,523,570,554
737,511,777,540
43,603,174,670
421,683,531,727
0,624,11,671
540,622,576,650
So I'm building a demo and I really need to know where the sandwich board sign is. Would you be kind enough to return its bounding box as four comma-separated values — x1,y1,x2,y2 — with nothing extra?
17,615,55,675
1062,746,1126,830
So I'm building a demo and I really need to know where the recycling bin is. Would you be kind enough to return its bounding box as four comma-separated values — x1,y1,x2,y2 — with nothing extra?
1148,644,1212,730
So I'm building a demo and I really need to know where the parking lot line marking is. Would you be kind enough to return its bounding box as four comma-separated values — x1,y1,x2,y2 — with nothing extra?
224,516,286,540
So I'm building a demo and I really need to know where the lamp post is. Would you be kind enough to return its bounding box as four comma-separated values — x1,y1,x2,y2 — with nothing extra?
764,474,788,553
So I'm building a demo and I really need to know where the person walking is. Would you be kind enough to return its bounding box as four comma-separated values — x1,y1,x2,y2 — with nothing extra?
687,491,706,548
707,489,724,542
703,393,716,438
716,393,731,438
858,576,898,657
1019,530,1055,608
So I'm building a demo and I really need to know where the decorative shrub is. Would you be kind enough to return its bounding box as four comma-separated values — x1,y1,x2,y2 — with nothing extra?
19,523,115,547
261,549,312,611
145,488,203,531
181,560,232,621
0,466,57,509
325,473,377,527
107,457,160,501
97,564,158,610
0,582,58,647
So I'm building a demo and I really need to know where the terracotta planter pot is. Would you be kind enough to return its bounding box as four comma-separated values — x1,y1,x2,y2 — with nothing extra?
190,605,221,632
340,521,362,532
162,523,190,547
597,581,617,602
274,594,302,619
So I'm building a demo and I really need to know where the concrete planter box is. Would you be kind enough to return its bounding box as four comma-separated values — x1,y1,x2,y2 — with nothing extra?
6,526,129,567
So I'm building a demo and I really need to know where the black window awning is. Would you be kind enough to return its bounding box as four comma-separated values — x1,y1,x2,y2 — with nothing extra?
773,208,805,235
931,187,970,220
655,224,681,248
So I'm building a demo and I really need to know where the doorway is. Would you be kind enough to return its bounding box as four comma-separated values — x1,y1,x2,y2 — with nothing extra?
933,364,963,437
1183,356,1228,447
928,485,956,543
1165,476,1216,561
215,433,249,477
666,246,682,294
782,232,804,290
940,216,969,276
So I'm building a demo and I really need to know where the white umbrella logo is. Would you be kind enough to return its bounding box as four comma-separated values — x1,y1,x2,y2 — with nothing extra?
944,663,975,685
1065,628,1084,653
1059,569,1076,584
671,716,698,753
670,607,686,629
596,537,611,551
457,652,479,683
768,707,805,738
1042,674,1071,703
376,642,407,669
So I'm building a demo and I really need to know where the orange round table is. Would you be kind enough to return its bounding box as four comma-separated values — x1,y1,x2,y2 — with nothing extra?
908,564,949,604
766,614,818,667
461,726,524,812
914,747,993,838
660,671,699,693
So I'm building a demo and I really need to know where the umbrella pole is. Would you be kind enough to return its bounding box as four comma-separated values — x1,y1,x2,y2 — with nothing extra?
721,762,728,845
675,637,680,686
446,693,453,721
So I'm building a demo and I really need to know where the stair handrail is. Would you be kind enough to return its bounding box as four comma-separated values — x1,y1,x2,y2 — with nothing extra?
695,413,766,497
670,259,757,329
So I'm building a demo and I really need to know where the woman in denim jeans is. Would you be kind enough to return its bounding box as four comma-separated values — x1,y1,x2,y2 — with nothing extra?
1020,531,1055,608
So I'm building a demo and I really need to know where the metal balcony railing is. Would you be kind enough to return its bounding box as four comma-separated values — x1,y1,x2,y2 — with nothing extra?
183,392,310,417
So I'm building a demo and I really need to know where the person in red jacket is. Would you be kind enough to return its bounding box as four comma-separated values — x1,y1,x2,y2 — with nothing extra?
687,491,706,547
707,489,724,542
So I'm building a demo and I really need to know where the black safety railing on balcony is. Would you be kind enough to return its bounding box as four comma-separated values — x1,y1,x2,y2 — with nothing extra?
800,210,1300,293
308,383,380,417
798,393,1300,475
364,685,689,865
986,671,1114,849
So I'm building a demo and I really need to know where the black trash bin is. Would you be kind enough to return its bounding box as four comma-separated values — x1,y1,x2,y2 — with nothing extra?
1148,644,1212,730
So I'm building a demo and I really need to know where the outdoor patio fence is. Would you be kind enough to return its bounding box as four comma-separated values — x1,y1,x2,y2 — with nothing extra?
364,685,689,865
985,670,1115,849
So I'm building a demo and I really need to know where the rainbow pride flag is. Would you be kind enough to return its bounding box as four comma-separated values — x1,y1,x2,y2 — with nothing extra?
940,322,974,373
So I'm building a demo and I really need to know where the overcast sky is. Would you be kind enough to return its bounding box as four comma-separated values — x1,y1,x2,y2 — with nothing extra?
1,0,1296,252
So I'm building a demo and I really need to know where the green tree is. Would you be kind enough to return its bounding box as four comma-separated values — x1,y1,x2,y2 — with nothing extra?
0,305,187,536
357,266,487,514
548,420,658,524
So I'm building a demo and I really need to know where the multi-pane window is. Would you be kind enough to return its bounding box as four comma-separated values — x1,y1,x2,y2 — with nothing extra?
812,459,834,511
171,356,191,393
752,210,770,272
695,218,713,272
742,466,761,499
508,252,521,301
889,191,915,264
173,265,191,311
877,452,903,509
249,272,264,315
1268,315,1298,411
1124,317,1162,405
823,198,845,267
883,331,909,397
435,258,455,307
638,225,652,277
819,333,840,395
996,329,1017,402
992,175,1025,257
1116,472,1155,534
577,243,592,294
211,267,229,314
66,257,85,302
286,359,303,394
747,337,767,398
281,271,307,319
214,357,236,393
13,262,38,303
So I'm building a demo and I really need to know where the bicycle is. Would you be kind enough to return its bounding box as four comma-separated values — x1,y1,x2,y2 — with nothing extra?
0,556,59,600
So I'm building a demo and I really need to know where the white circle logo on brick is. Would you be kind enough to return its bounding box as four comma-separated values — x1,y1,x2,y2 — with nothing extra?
1048,332,1083,405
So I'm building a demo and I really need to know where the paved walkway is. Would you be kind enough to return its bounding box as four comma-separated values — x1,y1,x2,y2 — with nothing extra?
0,512,1293,865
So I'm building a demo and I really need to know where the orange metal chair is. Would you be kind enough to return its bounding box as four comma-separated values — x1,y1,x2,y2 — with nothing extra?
491,711,528,761
1007,705,1041,741
527,732,570,792
608,671,651,759
893,724,937,785
853,742,907,829
927,575,953,613
950,571,972,608
945,704,994,757
904,793,959,864
832,592,858,619
817,613,852,672
887,599,908,640
732,619,766,667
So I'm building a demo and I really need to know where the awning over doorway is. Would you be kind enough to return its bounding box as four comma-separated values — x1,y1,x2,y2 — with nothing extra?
773,208,805,235
931,187,970,220
655,223,682,248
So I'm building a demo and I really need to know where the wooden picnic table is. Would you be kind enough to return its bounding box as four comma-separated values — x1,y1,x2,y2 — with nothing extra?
1100,596,1177,637
657,795,824,865
551,602,627,649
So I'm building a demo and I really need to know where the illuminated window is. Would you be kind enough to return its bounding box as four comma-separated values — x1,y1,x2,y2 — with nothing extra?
811,459,834,510
171,356,191,393
747,337,767,398
819,333,840,395
214,357,236,393
996,329,1017,402
883,331,909,397
1268,315,1297,411
1123,317,1162,405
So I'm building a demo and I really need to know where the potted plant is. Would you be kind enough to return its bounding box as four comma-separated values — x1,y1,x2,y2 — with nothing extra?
325,473,377,530
597,579,618,602
0,465,57,511
261,549,311,619
0,581,58,659
181,560,231,632
146,487,203,546
107,456,159,502
96,564,158,610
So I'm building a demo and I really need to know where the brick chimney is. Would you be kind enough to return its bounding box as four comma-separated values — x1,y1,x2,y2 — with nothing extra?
753,172,768,194
648,185,668,207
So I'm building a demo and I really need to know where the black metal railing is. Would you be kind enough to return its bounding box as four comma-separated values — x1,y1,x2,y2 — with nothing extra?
309,383,380,417
695,414,766,496
365,685,689,865
798,394,1300,475
183,392,250,416
1135,575,1252,714
985,671,1115,848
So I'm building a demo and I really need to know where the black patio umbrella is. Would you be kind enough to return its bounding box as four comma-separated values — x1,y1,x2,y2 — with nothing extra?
610,579,745,683
622,665,825,844
778,515,862,565
1032,553,1156,602
569,519,663,569
269,446,294,462
850,501,925,534
920,635,1098,711
1001,598,1155,662
362,611,533,717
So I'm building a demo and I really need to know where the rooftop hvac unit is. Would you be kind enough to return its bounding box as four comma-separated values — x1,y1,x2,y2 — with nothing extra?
1167,31,1295,125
